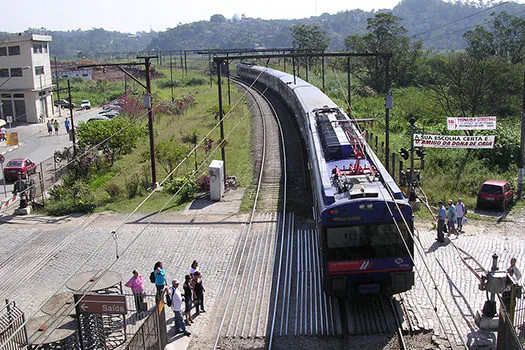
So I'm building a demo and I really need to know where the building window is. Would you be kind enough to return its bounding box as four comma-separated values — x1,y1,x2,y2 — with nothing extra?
10,68,23,77
13,93,24,98
0,47,6,56
43,43,48,53
0,69,8,77
8,45,20,56
33,44,43,54
35,66,44,75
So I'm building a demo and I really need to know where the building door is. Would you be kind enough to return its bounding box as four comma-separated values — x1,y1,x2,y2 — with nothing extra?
1,94,13,120
14,98,26,121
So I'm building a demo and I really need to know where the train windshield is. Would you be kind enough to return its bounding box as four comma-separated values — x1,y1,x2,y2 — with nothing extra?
325,223,412,259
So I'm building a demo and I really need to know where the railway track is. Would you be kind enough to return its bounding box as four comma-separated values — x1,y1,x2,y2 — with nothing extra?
207,77,423,349
210,77,288,349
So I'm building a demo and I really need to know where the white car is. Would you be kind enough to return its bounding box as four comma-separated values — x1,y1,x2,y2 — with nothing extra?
80,100,91,110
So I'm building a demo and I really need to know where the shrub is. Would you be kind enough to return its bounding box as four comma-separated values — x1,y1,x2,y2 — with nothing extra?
165,176,198,202
104,182,122,199
125,173,146,199
46,180,96,215
196,175,210,192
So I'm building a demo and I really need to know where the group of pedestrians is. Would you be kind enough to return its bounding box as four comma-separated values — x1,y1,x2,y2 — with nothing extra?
126,260,206,338
436,198,467,243
46,118,71,135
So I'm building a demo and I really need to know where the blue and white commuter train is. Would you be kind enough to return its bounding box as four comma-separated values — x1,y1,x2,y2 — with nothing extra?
237,63,415,297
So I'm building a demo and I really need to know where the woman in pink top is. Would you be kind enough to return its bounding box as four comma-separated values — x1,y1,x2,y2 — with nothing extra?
125,270,145,312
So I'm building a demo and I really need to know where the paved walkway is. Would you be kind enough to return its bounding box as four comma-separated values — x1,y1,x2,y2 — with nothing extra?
1,167,523,350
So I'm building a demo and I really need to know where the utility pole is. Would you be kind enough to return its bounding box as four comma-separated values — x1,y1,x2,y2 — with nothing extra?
322,55,325,91
54,57,61,117
409,117,416,202
184,50,188,75
347,57,351,113
518,69,525,199
170,53,174,102
140,56,158,187
216,61,226,177
67,80,77,158
385,55,392,172
79,56,158,188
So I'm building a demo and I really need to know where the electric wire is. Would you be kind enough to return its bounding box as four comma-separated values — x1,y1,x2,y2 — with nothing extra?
2,66,270,349
423,8,525,43
412,1,511,38
328,69,466,345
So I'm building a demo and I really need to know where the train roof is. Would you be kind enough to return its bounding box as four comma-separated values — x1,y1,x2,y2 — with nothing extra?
238,64,405,205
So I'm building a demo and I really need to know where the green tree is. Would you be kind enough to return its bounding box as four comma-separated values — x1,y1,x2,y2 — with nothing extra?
291,24,330,71
491,11,525,64
155,137,187,178
290,24,330,51
76,117,142,164
344,12,424,91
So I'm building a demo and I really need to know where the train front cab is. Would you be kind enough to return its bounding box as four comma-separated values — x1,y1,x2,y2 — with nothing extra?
320,218,415,298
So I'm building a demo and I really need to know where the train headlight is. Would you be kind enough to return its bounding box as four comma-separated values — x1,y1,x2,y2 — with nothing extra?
358,203,374,211
329,209,340,215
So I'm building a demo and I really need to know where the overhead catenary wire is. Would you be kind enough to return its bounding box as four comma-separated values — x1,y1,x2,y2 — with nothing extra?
327,66,466,346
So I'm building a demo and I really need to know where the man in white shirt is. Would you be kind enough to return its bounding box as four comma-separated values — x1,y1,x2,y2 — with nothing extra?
456,198,466,232
169,279,191,336
508,257,522,283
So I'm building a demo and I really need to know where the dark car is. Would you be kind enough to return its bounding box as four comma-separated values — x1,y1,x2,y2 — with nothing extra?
477,180,514,211
3,158,37,182
54,99,76,109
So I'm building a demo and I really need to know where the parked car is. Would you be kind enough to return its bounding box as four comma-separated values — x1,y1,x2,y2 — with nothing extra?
54,99,76,109
80,100,91,110
3,158,37,182
87,115,110,122
99,112,119,119
476,180,514,211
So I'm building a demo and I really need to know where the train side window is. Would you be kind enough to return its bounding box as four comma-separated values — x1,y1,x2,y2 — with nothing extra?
326,226,361,248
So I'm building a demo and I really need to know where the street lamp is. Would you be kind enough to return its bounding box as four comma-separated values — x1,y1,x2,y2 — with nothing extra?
0,66,31,120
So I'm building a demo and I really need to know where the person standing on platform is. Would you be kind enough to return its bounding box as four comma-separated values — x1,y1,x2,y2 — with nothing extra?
447,200,457,235
436,201,446,243
168,279,191,336
508,258,522,282
189,260,199,278
456,198,466,233
154,261,166,304
193,271,206,314
183,274,194,326
125,270,145,312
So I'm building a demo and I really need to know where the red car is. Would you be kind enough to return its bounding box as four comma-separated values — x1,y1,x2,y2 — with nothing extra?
3,158,37,182
477,180,514,211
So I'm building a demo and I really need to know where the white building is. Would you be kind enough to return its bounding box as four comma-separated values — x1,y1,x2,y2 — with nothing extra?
0,34,53,123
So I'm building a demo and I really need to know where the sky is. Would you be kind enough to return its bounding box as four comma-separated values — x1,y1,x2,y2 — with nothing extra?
1,0,403,33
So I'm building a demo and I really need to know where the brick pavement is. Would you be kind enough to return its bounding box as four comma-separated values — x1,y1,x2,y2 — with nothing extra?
0,210,248,348
406,213,525,350
2,206,524,350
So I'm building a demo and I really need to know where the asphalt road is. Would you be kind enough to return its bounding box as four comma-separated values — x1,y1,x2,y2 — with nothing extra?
0,107,103,200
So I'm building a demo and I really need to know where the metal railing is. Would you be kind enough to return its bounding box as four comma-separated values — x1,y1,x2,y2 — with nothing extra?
124,291,167,350
0,300,28,350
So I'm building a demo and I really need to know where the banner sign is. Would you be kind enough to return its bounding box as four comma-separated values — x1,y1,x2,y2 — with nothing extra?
414,134,495,149
447,117,496,130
